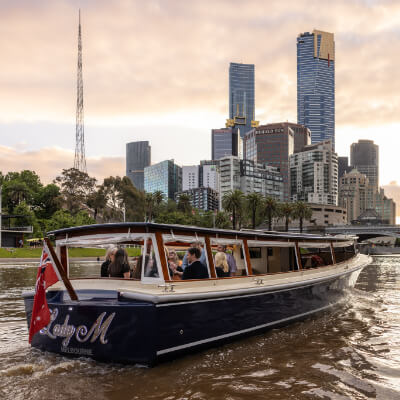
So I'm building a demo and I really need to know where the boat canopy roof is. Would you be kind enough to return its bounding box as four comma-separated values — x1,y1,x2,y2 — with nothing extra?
47,222,357,248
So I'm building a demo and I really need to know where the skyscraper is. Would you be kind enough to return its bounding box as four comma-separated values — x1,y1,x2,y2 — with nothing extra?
243,122,310,201
227,63,256,137
297,30,335,147
126,141,151,190
211,127,241,160
144,160,182,200
350,140,379,189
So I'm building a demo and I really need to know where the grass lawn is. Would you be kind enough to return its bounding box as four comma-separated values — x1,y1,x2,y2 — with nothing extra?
0,247,142,258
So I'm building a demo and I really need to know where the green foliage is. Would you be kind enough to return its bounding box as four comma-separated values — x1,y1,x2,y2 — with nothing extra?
222,190,245,230
54,168,96,214
293,201,313,233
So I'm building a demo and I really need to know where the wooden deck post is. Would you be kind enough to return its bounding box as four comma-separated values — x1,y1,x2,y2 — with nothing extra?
44,238,78,301
243,239,253,276
205,236,217,278
155,232,171,281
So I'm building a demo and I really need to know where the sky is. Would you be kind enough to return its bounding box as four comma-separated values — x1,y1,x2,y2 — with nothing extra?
1,0,400,201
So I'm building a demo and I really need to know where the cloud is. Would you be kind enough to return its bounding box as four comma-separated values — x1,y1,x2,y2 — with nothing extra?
2,0,400,126
0,145,124,184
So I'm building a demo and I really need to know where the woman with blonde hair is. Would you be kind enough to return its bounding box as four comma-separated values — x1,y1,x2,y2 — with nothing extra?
214,251,229,277
101,246,117,277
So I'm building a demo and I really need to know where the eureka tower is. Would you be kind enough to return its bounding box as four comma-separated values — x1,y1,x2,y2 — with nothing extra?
297,30,335,148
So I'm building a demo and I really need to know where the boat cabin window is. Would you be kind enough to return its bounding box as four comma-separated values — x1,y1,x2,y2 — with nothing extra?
211,239,248,277
333,243,356,263
162,234,211,280
247,241,297,274
299,244,334,269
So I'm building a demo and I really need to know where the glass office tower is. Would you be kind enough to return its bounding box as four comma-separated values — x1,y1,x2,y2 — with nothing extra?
144,160,182,200
126,141,151,190
229,63,255,138
297,30,335,147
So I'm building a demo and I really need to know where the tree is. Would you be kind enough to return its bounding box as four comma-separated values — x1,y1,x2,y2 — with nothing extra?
34,184,63,219
293,201,313,233
177,194,192,214
264,196,278,231
246,192,263,229
215,211,231,229
2,170,43,212
145,193,155,222
54,168,96,214
222,190,244,230
278,202,294,232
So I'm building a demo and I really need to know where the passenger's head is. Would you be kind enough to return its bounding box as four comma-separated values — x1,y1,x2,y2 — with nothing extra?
168,249,178,262
215,251,229,273
112,249,126,265
106,246,118,261
187,247,201,263
217,244,227,253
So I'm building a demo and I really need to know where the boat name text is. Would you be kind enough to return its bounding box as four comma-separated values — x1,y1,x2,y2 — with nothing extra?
40,308,116,347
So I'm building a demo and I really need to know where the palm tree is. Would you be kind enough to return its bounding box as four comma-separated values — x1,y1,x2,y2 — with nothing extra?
222,190,244,230
145,193,155,222
278,202,294,232
264,196,278,231
177,193,192,214
246,192,263,229
293,201,312,233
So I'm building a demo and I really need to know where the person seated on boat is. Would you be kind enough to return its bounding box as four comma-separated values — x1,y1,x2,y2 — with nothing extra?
167,249,183,279
182,247,209,280
132,239,159,279
311,254,325,268
217,245,237,276
108,248,131,279
101,246,117,277
181,241,207,270
214,251,230,277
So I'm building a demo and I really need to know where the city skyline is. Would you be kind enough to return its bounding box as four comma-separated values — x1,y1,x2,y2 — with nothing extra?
1,0,400,196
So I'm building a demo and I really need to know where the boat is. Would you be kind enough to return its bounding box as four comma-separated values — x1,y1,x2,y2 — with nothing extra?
23,222,371,365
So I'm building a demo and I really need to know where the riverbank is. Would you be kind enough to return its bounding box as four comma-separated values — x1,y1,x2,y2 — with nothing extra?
0,247,141,259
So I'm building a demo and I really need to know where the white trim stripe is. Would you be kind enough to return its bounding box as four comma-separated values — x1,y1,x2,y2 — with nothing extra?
156,303,334,355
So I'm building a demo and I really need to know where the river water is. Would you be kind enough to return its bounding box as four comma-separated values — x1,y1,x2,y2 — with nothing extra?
0,257,399,400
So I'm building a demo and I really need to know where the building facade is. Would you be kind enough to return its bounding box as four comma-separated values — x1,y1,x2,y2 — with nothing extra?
200,163,219,191
228,63,255,137
338,169,371,222
290,140,338,205
144,159,182,200
350,140,379,190
244,122,310,201
126,141,151,190
375,188,396,225
182,166,199,191
297,30,335,147
219,156,284,209
211,127,241,160
175,187,219,212
338,156,352,179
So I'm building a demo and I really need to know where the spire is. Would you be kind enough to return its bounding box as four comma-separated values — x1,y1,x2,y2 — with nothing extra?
74,9,87,172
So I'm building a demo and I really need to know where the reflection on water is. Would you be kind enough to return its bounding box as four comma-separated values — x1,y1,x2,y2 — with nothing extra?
0,257,399,399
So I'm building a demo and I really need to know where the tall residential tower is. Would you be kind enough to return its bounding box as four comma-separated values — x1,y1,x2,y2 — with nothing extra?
297,30,335,147
227,63,257,137
126,141,151,190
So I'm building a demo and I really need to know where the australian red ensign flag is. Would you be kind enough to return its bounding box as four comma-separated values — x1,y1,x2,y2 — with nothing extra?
28,243,62,343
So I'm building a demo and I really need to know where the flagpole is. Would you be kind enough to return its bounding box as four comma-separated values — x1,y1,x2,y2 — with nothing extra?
44,238,78,301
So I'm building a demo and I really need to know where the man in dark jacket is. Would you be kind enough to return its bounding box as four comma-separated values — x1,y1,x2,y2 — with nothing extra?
182,247,209,280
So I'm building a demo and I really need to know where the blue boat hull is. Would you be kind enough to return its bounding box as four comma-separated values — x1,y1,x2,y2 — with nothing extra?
24,267,362,365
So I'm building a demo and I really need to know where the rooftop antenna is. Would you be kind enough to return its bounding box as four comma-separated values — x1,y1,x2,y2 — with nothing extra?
74,9,87,172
